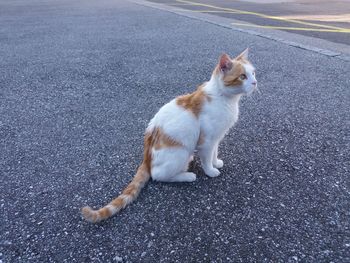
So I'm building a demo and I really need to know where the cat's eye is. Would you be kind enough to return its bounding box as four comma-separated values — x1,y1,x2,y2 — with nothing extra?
239,74,247,80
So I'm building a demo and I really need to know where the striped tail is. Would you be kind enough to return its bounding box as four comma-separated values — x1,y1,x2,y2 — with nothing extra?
81,163,150,223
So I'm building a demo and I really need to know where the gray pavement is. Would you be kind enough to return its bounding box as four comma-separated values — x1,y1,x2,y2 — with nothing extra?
1,0,349,262
148,0,350,46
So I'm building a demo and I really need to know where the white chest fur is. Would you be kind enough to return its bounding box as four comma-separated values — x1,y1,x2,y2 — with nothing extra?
200,95,240,141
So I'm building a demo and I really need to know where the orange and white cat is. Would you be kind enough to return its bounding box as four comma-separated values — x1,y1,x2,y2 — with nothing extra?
82,49,257,223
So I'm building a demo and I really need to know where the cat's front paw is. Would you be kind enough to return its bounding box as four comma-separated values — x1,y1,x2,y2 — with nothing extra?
204,167,220,178
213,159,224,169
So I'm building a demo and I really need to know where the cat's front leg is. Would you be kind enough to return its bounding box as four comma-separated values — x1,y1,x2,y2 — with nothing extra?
213,143,224,169
198,142,220,177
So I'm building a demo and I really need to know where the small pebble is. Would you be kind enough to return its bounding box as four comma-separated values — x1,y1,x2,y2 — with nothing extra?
113,256,123,262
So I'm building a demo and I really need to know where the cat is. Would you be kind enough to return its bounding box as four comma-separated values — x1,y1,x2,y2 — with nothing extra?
82,49,257,223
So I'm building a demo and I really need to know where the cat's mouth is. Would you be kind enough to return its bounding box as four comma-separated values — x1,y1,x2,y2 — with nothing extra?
244,83,257,94
252,83,258,91
250,83,260,95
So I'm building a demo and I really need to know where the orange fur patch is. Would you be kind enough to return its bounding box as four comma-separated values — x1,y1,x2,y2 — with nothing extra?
223,61,246,87
99,207,112,218
176,83,211,117
81,206,96,221
111,197,124,207
152,127,182,150
134,166,149,187
123,184,137,196
143,132,153,173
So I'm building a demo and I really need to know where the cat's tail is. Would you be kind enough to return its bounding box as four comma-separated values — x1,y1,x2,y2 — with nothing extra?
81,163,151,223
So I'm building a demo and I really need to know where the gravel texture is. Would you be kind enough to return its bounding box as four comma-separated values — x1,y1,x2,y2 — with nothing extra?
0,0,349,262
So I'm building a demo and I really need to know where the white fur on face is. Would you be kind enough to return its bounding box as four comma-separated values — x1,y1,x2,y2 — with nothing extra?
242,63,257,94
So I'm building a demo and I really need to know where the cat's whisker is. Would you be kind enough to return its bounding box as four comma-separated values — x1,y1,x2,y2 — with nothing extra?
255,86,261,94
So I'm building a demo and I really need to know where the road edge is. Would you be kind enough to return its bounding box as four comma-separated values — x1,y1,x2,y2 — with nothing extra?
129,0,350,62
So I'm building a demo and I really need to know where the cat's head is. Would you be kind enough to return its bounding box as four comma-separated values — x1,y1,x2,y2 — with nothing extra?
214,49,257,96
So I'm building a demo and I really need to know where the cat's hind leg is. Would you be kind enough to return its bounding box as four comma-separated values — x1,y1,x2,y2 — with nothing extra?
151,148,196,183
160,172,196,183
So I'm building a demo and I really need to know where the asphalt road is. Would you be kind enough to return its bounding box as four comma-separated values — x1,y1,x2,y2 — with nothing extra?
1,0,350,262
148,0,350,46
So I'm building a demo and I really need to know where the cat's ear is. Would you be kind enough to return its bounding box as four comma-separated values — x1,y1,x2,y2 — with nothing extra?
235,48,249,61
218,53,233,73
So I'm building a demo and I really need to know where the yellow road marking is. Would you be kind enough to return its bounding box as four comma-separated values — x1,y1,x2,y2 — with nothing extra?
176,0,350,31
178,10,240,13
281,14,350,23
231,22,350,33
168,3,197,5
